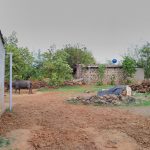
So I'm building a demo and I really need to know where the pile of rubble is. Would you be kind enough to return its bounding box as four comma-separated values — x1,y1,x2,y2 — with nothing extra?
130,80,150,93
68,86,135,106
32,80,49,89
71,94,135,105
64,78,84,86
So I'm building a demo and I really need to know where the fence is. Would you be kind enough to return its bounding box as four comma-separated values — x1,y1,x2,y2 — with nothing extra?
75,64,144,84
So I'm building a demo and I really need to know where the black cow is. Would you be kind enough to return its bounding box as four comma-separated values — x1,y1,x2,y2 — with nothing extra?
8,80,33,94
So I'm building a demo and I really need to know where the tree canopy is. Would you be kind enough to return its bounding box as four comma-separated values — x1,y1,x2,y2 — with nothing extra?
4,32,34,80
62,44,96,68
125,42,150,79
4,32,96,86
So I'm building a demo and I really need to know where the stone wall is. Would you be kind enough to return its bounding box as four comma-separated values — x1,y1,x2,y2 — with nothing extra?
75,64,144,84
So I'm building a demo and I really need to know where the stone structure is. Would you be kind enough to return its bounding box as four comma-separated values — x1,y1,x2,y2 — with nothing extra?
75,64,144,84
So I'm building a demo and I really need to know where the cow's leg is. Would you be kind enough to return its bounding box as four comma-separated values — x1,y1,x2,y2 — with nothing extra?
31,88,33,94
19,89,20,94
29,88,32,94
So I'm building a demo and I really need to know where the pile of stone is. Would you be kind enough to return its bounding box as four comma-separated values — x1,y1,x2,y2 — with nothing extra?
73,94,135,105
68,85,135,106
130,80,150,93
64,78,84,86
32,80,49,89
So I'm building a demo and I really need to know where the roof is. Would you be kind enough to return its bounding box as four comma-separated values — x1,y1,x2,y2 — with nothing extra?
0,30,5,45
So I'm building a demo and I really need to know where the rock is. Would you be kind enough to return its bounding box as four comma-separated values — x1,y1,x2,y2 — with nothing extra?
126,86,132,96
68,91,135,106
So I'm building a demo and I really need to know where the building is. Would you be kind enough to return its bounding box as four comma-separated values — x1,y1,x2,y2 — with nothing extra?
75,64,144,84
0,30,5,113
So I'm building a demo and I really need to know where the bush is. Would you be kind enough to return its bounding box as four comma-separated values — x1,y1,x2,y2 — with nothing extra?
122,56,136,82
110,74,116,85
98,64,106,85
42,51,73,86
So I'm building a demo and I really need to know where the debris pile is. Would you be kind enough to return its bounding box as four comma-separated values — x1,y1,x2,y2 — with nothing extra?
130,80,150,93
70,94,135,105
31,80,49,89
68,85,135,105
64,78,84,86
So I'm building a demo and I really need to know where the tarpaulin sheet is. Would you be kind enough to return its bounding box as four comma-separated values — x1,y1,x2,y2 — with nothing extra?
98,86,126,96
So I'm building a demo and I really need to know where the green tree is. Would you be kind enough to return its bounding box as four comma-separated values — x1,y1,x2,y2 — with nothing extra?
62,44,96,69
138,42,150,79
122,56,136,82
97,64,106,85
41,49,73,86
4,32,34,80
125,42,150,79
31,49,44,80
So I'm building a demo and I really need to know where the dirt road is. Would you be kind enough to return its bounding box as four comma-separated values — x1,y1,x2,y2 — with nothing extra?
0,91,150,150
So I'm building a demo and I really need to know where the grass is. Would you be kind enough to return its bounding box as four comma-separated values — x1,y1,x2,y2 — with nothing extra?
131,92,150,106
131,99,150,107
0,136,10,147
38,84,113,93
142,100,150,106
39,84,150,107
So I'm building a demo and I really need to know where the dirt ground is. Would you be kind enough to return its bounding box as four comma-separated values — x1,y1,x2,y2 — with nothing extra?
0,90,150,150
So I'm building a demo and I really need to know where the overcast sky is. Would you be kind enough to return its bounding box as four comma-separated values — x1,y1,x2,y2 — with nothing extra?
1,0,150,63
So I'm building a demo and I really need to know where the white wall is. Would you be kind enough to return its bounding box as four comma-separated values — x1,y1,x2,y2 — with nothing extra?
135,68,144,81
0,36,5,113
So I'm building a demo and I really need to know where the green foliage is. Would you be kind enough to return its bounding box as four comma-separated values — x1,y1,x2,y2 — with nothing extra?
138,42,150,79
41,50,73,86
125,42,150,79
62,44,96,68
5,32,34,80
98,64,106,85
110,74,116,85
122,56,136,78
0,136,10,147
96,81,103,86
38,84,113,93
4,32,96,86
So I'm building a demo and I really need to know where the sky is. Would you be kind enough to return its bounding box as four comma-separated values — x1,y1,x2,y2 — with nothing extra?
0,0,150,63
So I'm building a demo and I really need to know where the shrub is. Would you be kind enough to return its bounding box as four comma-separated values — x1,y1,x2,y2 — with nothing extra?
98,64,106,85
122,56,136,83
110,74,116,85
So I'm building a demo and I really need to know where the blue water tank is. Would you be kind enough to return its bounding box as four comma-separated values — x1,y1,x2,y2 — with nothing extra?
112,59,117,64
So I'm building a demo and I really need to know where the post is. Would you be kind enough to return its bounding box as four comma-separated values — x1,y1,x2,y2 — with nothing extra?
9,53,13,112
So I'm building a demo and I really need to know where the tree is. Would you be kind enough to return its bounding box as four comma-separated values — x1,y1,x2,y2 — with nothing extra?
4,32,34,80
62,44,96,72
125,42,150,79
41,49,73,86
31,49,44,80
122,56,136,82
138,42,150,79
97,64,106,85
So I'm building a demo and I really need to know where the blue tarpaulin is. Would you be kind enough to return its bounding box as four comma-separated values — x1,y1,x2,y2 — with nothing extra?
98,86,126,96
